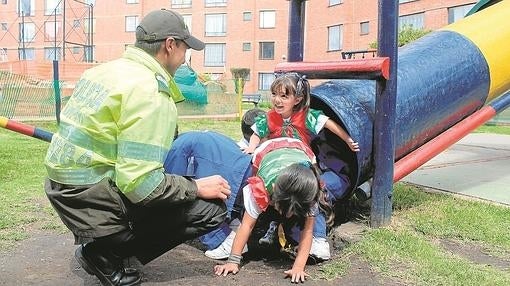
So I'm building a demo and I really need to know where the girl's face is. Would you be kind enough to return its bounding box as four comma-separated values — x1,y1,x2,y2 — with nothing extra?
270,86,302,118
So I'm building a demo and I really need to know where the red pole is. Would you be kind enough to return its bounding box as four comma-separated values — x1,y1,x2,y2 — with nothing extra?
393,105,497,182
0,116,54,142
275,58,390,80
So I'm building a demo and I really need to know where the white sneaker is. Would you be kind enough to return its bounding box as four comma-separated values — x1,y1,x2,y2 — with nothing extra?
310,237,331,261
204,231,248,260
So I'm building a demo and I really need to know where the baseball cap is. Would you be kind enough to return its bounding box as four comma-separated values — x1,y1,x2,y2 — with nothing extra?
136,9,205,51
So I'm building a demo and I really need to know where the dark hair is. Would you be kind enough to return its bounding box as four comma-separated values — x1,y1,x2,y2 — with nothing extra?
134,34,185,56
272,163,334,227
134,27,166,56
270,72,310,112
241,108,266,141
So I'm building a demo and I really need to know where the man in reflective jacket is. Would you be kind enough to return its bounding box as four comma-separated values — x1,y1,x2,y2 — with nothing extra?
44,9,230,286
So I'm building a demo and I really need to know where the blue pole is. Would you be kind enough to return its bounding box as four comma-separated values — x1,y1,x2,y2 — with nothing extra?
370,0,399,227
287,0,305,62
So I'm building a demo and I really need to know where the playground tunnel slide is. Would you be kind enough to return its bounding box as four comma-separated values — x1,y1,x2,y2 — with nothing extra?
310,0,510,198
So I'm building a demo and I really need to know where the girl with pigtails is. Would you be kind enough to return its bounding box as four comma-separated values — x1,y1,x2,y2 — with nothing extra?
236,72,359,264
214,137,334,283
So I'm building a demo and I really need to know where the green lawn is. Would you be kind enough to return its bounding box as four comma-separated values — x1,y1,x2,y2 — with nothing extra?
1,121,509,285
474,124,510,135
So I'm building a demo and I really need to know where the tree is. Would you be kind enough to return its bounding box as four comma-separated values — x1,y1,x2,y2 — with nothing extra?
369,25,432,49
231,68,250,94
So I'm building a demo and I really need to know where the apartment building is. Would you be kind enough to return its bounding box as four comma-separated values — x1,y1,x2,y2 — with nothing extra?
0,0,476,93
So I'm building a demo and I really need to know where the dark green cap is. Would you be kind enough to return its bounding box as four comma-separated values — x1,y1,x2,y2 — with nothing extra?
136,9,204,51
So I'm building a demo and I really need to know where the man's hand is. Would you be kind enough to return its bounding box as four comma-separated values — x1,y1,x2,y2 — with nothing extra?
195,175,231,201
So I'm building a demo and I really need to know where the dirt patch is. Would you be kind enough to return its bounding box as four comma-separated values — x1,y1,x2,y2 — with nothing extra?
437,239,510,271
0,226,404,286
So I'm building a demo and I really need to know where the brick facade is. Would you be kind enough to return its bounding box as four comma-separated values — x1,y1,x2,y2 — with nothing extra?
0,0,476,93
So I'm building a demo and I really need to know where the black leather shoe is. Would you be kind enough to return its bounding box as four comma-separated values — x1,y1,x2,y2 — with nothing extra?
75,244,142,286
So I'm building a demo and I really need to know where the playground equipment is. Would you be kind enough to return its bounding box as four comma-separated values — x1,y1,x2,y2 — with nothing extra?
0,115,53,142
282,0,510,206
2,0,509,226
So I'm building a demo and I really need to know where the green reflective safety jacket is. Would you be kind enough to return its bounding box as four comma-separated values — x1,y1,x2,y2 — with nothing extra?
45,46,185,203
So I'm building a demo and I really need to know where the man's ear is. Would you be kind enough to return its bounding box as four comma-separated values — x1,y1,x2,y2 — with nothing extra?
165,37,177,52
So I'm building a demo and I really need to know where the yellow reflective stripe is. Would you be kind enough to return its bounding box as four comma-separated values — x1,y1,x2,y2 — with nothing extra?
59,122,117,160
46,165,115,185
118,140,168,163
123,170,164,203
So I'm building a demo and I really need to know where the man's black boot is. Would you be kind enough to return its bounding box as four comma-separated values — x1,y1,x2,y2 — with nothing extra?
75,243,142,286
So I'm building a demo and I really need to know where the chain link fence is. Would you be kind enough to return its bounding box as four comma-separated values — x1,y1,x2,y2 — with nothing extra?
0,66,270,121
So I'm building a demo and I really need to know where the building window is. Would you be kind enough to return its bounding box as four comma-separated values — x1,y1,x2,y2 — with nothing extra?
126,0,138,3
399,0,415,3
205,0,226,7
1,23,7,31
45,0,62,15
328,24,343,51
205,14,226,37
0,48,7,62
18,0,35,16
204,43,226,67
72,46,81,54
242,42,251,51
73,19,80,28
181,14,192,63
259,10,275,29
360,21,369,35
259,42,274,60
448,4,475,24
44,47,61,61
1,0,7,4
18,48,35,60
19,22,36,42
243,12,252,21
84,0,95,5
399,13,424,30
182,15,192,29
171,0,192,8
44,21,61,41
84,18,96,34
125,16,139,32
258,73,274,91
84,45,95,62
329,0,342,6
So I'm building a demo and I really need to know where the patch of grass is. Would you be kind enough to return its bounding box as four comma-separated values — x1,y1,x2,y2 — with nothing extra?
392,183,439,211
318,255,351,280
178,118,242,140
0,230,29,250
352,228,510,285
0,125,51,244
406,196,510,249
321,185,510,285
475,124,510,135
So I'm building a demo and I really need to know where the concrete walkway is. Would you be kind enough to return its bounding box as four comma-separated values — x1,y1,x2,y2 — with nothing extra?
402,133,510,206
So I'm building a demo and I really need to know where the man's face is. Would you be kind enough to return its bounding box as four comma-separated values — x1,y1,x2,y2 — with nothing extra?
165,38,189,76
